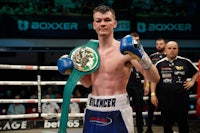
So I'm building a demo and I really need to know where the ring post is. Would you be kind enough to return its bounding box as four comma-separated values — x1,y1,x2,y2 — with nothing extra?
58,40,100,133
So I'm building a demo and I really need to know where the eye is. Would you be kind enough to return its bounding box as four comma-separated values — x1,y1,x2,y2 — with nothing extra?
105,19,111,22
94,18,102,23
95,20,101,23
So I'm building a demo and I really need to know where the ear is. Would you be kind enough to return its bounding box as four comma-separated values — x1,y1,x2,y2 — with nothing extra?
92,22,96,30
113,20,117,28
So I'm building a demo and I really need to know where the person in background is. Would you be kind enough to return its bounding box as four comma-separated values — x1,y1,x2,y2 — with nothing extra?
145,37,167,133
149,38,167,64
5,90,13,99
7,94,26,115
151,41,198,133
30,89,38,99
46,87,56,98
69,97,80,114
70,89,81,114
42,94,61,119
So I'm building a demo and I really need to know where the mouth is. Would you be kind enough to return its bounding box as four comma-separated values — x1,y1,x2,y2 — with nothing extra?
99,27,108,31
99,29,107,32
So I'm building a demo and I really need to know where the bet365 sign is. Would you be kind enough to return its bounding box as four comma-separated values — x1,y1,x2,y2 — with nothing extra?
44,120,81,128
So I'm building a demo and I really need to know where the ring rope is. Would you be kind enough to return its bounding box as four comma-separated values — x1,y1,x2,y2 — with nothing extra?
0,63,197,70
0,81,81,85
0,63,198,121
0,98,88,103
0,94,196,103
0,111,197,120
0,114,39,119
0,64,57,70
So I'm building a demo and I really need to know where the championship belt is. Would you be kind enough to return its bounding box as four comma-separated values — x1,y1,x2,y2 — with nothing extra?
58,40,100,133
196,59,200,116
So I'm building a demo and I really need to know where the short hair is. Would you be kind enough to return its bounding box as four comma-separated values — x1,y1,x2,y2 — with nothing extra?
15,94,20,99
93,5,116,19
156,37,166,43
131,32,139,38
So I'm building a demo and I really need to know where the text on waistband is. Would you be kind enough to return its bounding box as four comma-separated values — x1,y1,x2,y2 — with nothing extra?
89,98,116,107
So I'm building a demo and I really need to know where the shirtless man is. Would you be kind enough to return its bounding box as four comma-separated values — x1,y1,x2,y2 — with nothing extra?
57,5,159,133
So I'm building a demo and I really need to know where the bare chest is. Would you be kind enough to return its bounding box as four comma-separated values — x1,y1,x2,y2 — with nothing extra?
99,51,125,73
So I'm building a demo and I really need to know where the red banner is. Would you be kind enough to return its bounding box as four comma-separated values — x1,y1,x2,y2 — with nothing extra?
196,59,200,116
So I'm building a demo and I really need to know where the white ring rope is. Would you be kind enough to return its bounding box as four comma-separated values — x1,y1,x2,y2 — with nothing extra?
0,94,196,104
0,64,57,70
0,63,198,70
0,114,39,119
0,111,197,120
0,81,81,85
0,63,198,120
0,98,88,103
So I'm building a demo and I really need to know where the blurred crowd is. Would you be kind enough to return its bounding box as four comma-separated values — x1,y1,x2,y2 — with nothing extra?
0,84,89,116
0,0,199,17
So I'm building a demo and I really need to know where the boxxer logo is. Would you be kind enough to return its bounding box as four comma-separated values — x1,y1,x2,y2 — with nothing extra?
18,20,29,31
137,22,146,33
137,22,192,33
18,20,78,31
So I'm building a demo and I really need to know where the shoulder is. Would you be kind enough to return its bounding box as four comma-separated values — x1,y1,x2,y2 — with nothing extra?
8,104,14,108
20,104,25,108
42,103,47,107
177,56,191,62
155,57,167,66
177,56,198,69
51,102,59,106
176,56,194,65
149,52,158,57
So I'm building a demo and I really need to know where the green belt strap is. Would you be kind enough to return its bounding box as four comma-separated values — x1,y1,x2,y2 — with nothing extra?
58,40,100,133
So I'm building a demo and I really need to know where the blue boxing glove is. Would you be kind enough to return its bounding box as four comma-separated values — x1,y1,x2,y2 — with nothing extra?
57,54,74,75
120,35,152,70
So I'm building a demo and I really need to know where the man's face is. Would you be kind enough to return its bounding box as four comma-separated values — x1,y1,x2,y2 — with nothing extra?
93,11,117,36
166,41,179,60
156,40,166,53
133,36,140,42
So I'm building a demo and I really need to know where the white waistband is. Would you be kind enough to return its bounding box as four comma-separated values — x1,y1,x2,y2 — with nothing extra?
87,93,130,111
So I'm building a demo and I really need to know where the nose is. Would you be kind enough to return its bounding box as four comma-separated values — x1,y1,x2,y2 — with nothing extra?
100,20,106,25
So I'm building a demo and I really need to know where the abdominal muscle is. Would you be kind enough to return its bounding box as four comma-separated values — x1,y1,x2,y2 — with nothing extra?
91,70,130,96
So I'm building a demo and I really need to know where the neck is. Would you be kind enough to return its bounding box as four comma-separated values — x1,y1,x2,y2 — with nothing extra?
98,35,115,49
167,57,176,62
